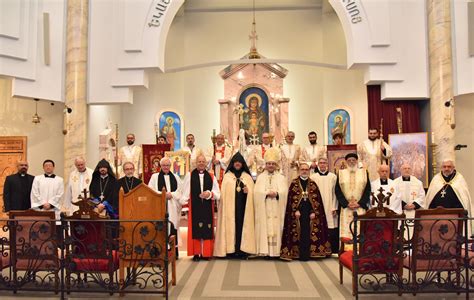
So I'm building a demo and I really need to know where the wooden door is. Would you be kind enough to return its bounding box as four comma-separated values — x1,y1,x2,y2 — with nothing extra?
0,137,27,218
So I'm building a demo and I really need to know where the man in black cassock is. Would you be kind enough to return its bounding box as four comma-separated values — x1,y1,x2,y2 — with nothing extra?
3,160,34,212
117,162,142,194
89,159,119,218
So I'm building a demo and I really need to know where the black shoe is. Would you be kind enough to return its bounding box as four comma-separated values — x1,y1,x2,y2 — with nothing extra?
192,255,200,261
200,255,210,261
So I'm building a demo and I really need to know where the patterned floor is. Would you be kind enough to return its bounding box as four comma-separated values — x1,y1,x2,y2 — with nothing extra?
0,254,467,299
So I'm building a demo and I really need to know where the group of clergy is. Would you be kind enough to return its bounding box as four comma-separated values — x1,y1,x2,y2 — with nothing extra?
3,128,472,263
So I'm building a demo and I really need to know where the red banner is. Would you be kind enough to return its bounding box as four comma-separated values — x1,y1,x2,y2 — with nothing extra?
142,144,171,184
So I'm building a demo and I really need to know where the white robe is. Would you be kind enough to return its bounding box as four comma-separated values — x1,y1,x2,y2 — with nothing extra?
148,172,184,230
254,171,288,257
357,139,392,181
181,145,203,171
180,172,221,207
370,178,398,213
64,167,93,215
30,175,64,219
118,144,143,177
205,144,233,183
425,172,472,234
301,144,326,173
252,144,273,175
311,171,338,229
393,176,425,218
280,144,301,186
338,168,368,239
148,172,183,243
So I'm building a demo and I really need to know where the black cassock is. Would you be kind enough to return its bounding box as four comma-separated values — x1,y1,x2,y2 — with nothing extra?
3,173,34,212
429,172,464,209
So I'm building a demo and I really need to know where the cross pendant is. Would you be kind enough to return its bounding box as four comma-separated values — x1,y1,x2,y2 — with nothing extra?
99,194,105,201
411,192,416,201
440,190,447,198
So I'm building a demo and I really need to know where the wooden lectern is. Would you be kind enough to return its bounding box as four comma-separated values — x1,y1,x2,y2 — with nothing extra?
118,183,176,291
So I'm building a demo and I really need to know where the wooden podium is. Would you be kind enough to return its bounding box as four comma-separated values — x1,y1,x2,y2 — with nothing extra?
118,184,176,290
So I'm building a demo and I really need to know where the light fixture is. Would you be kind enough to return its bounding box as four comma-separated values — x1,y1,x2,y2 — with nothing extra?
32,98,41,124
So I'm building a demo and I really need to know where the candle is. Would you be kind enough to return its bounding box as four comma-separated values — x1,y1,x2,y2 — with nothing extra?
431,132,435,144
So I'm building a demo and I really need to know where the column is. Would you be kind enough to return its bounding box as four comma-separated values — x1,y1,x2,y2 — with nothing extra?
427,0,455,167
64,0,89,180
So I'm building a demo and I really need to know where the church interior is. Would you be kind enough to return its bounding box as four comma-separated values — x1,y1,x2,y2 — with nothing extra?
0,0,474,299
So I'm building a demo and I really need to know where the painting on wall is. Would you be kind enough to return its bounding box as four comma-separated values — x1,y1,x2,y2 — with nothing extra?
238,86,269,144
388,132,429,188
157,110,183,151
326,107,352,145
142,144,171,184
165,150,190,178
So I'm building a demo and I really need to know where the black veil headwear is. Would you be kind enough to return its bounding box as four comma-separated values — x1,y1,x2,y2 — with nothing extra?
93,159,116,179
225,152,251,177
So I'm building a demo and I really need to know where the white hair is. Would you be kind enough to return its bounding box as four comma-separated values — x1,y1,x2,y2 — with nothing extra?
160,157,171,165
74,157,85,164
318,157,328,163
441,159,455,166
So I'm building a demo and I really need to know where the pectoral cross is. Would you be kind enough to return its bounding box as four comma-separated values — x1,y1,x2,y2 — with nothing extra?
440,189,447,198
99,193,105,201
411,191,416,201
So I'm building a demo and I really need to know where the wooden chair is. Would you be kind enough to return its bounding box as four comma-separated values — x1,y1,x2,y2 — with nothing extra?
62,190,119,294
118,184,176,292
404,207,466,294
8,209,59,293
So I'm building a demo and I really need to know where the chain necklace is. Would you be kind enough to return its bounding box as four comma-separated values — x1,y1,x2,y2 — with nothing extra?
125,176,134,192
440,171,456,198
236,177,243,192
99,176,109,201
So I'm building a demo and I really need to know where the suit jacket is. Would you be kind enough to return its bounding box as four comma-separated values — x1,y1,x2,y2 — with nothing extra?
3,173,35,212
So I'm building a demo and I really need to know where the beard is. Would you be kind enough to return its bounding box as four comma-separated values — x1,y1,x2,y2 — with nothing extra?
348,165,358,172
127,140,134,145
309,140,316,145
368,136,377,141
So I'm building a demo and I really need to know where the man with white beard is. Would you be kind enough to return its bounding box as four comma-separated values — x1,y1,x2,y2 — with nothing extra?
311,157,339,253
335,153,371,239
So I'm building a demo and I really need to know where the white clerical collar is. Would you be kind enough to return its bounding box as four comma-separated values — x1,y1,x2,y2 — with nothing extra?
300,176,309,180
100,174,108,179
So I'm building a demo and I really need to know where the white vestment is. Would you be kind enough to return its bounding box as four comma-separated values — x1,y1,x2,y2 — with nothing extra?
280,144,301,186
64,167,93,215
357,139,392,181
205,144,232,184
425,172,473,234
181,145,203,171
338,168,368,239
393,176,425,218
181,172,221,207
301,145,326,173
311,171,338,228
370,178,398,213
148,172,183,242
118,144,143,178
30,175,64,219
252,144,273,175
254,171,288,257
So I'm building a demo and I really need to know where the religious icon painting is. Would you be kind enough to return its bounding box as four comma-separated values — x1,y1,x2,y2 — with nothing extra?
165,150,190,178
327,144,357,174
156,110,184,151
142,144,171,184
326,107,352,145
388,132,429,188
238,86,270,144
